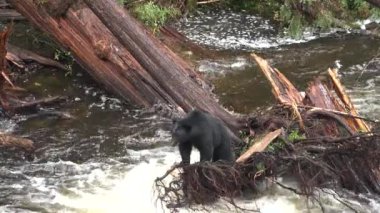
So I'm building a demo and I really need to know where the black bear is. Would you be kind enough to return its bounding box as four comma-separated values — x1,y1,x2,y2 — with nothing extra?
171,109,235,164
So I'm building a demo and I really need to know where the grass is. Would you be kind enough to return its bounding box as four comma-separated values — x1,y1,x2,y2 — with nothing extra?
288,14,304,39
287,129,306,142
133,1,180,32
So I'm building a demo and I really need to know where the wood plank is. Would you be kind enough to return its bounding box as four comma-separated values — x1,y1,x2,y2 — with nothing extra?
236,129,282,163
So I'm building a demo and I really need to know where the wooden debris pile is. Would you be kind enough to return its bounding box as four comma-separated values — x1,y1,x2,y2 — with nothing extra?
155,53,380,212
0,26,67,153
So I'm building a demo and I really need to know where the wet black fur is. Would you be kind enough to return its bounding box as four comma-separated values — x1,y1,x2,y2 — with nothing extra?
172,110,235,164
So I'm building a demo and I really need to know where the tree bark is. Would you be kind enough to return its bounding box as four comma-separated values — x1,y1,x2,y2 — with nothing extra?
8,0,240,129
82,0,238,127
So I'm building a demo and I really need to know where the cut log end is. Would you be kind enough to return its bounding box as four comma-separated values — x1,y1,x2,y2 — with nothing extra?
0,134,35,151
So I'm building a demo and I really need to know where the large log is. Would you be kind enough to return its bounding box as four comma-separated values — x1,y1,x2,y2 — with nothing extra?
8,0,240,129
9,0,165,107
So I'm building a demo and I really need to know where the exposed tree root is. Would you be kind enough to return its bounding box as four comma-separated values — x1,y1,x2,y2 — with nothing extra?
155,128,380,212
155,156,273,212
154,53,378,212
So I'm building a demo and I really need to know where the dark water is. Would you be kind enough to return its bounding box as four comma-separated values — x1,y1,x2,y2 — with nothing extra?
0,10,379,213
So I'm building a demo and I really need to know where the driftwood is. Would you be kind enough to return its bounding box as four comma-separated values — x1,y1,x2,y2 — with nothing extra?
251,53,303,105
0,25,12,110
0,9,23,20
0,0,8,7
0,69,35,153
16,109,73,120
0,26,36,152
328,68,371,131
236,128,282,163
0,133,34,151
286,104,378,123
251,53,371,136
0,26,65,153
11,96,66,113
6,44,66,70
0,3,62,68
0,0,23,20
0,26,66,112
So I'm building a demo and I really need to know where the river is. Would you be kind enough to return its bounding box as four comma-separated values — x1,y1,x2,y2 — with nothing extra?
0,9,379,213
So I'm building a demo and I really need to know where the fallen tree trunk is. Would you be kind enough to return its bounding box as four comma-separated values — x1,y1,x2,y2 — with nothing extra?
8,0,240,130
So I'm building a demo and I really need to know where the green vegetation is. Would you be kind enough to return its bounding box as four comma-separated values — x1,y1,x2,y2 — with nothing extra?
219,0,380,38
122,0,380,37
116,0,129,5
132,1,180,32
288,14,304,39
287,129,306,142
266,138,286,153
370,7,380,19
54,49,73,75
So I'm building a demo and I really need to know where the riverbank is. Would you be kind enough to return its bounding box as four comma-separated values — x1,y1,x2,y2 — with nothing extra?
125,0,380,38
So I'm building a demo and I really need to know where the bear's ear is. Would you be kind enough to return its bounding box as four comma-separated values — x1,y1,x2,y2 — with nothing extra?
191,109,202,115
